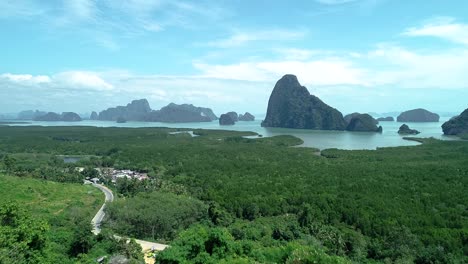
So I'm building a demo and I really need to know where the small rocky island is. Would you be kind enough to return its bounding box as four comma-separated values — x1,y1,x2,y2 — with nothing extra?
262,74,346,130
17,110,47,120
376,116,394,122
219,114,235,125
219,111,255,125
442,108,468,135
225,112,239,122
146,103,217,123
238,112,255,121
397,108,439,122
98,99,152,121
398,124,420,135
34,112,82,122
90,111,98,120
345,113,382,132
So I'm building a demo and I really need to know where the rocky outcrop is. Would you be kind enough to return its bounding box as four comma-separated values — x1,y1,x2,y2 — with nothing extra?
146,103,216,123
17,110,47,120
397,109,439,122
90,111,98,120
99,100,217,123
99,99,151,121
344,113,360,125
34,112,82,121
219,114,235,125
398,124,420,135
376,117,394,122
225,112,238,122
239,112,255,121
346,114,382,132
442,108,468,135
262,74,346,130
61,112,82,121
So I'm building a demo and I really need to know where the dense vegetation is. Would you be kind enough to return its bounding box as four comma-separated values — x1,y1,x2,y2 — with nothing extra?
0,126,467,263
0,174,143,263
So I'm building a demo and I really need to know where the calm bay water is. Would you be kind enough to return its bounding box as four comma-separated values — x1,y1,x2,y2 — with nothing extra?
4,116,459,150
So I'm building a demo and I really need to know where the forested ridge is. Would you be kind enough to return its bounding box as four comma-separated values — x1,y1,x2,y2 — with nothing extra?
0,126,467,263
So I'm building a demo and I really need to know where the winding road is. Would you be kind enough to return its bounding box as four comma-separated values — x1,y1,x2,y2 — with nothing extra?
86,181,169,253
88,181,114,235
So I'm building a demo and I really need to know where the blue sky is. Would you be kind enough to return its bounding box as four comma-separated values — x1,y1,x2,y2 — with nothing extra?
1,0,468,116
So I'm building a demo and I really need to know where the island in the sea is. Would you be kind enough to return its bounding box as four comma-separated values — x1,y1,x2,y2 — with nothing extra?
261,74,346,130
398,124,420,135
34,112,82,122
442,108,468,135
376,116,394,122
98,99,218,123
397,108,439,122
261,74,381,132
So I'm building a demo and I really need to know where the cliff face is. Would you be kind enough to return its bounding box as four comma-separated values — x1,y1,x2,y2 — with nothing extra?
98,100,217,123
33,112,82,122
17,110,47,120
90,111,98,120
146,103,216,123
442,108,468,135
219,114,235,125
346,114,382,132
397,109,439,122
98,99,151,121
344,113,361,125
225,112,238,122
261,75,346,130
239,112,255,121
61,112,82,121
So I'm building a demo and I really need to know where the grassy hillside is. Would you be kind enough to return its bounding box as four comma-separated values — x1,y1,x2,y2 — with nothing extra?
0,174,102,220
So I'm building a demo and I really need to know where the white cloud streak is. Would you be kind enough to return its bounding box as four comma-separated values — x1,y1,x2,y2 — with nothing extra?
403,17,468,45
205,29,307,48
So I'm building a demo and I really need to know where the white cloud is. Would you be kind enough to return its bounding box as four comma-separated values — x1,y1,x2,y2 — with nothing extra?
194,58,368,86
53,71,114,91
193,40,468,90
403,17,468,45
0,70,272,114
206,29,307,48
366,44,468,89
0,73,50,84
1,0,229,51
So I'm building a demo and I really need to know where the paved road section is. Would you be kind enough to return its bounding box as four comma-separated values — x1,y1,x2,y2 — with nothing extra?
86,180,169,260
86,181,114,235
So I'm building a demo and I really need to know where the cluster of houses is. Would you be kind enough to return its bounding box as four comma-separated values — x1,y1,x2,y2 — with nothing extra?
101,168,149,183
80,167,149,183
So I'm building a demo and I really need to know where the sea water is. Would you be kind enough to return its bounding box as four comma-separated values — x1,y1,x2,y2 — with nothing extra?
4,117,459,150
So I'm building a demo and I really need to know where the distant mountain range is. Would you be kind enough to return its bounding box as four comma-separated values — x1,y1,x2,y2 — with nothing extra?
96,99,219,123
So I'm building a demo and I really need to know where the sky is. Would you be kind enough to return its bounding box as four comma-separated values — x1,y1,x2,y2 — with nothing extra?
1,0,468,116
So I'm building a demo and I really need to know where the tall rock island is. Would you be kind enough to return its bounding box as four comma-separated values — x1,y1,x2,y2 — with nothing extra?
442,108,468,135
98,99,151,121
261,74,346,130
